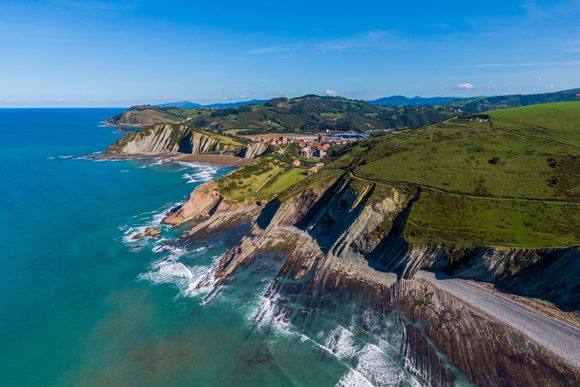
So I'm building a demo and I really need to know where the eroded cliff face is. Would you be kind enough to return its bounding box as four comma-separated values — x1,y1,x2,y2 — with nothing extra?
235,141,271,159
108,124,233,155
107,123,271,159
164,172,578,385
162,182,223,226
107,107,173,126
176,173,579,308
451,247,580,312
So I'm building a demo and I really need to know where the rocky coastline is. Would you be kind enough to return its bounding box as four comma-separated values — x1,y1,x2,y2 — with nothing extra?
156,172,579,385
102,109,580,385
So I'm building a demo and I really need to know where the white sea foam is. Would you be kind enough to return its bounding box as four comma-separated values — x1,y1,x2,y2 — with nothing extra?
353,344,400,386
251,292,289,330
138,157,166,168
139,242,222,297
139,260,194,284
297,330,375,387
336,369,375,387
316,322,411,387
180,254,223,298
120,201,181,246
173,162,221,183
324,325,358,358
181,173,198,184
175,161,219,169
47,155,75,160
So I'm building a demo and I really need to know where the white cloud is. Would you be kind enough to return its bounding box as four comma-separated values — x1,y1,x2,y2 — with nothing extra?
522,0,580,21
467,60,580,68
248,43,304,55
248,30,400,56
325,89,339,96
314,30,395,51
536,76,543,81
55,0,138,12
523,0,549,21
545,84,556,89
455,83,476,90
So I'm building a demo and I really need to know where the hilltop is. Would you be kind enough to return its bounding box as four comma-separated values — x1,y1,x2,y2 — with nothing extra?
107,88,580,133
450,87,580,112
155,99,266,109
369,95,463,106
107,95,460,132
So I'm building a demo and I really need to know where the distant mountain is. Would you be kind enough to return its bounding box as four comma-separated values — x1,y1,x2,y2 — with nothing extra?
156,101,202,108
369,95,463,106
450,87,580,112
204,99,266,109
155,99,266,109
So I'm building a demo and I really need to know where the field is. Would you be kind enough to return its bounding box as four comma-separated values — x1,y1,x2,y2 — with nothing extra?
237,132,308,140
404,189,580,248
349,120,578,199
198,129,246,147
487,101,580,147
215,145,308,202
325,101,580,247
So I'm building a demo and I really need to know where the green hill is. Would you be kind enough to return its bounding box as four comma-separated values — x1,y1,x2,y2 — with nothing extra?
448,88,580,113
108,95,459,133
486,101,580,146
297,101,580,248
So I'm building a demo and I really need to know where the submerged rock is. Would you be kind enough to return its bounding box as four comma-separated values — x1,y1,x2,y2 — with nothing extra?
131,226,161,240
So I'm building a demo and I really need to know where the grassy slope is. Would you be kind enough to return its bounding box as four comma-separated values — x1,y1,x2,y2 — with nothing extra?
487,101,580,147
198,129,245,147
446,87,580,113
353,120,578,199
215,144,309,202
325,102,580,248
405,189,579,248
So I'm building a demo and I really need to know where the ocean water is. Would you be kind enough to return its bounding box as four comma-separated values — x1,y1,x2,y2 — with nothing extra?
0,109,424,386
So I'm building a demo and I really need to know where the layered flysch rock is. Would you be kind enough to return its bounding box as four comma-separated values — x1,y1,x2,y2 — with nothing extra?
108,124,231,155
235,141,271,159
163,172,579,385
162,182,223,226
107,123,271,158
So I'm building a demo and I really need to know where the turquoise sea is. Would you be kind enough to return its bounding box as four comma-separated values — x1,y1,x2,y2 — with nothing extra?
0,109,426,386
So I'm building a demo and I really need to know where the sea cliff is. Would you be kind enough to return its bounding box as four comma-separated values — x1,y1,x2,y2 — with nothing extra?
160,172,579,385
108,101,580,385
107,123,270,158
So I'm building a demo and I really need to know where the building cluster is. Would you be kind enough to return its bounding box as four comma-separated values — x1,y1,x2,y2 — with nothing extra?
248,132,365,159
456,114,490,123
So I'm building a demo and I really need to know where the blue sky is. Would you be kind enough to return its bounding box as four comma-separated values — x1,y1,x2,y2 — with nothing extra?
1,0,580,107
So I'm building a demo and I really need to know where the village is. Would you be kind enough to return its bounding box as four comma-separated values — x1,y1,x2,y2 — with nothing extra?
243,131,367,159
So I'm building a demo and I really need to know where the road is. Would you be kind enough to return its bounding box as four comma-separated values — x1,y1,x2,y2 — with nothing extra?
415,271,580,370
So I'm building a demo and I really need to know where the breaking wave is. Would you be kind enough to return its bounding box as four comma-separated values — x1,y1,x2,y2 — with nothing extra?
47,155,75,160
139,250,223,298
177,162,220,184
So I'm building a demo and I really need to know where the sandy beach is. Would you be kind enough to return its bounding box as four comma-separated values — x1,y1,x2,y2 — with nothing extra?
174,153,254,166
93,152,254,167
